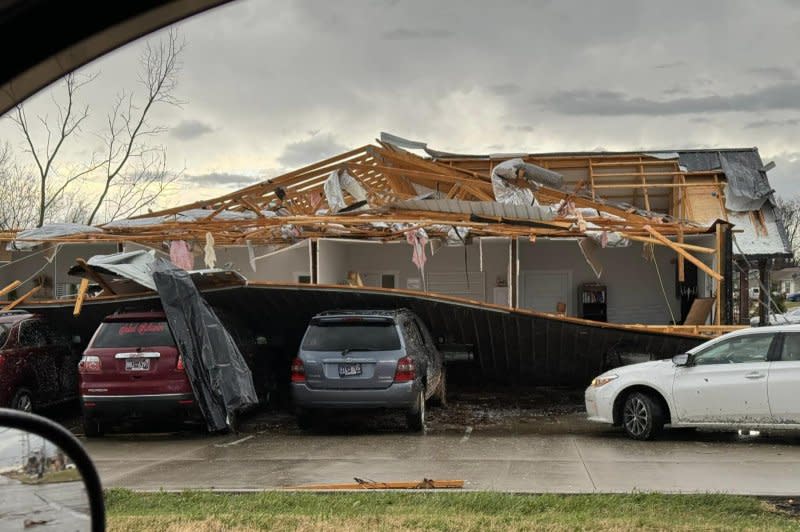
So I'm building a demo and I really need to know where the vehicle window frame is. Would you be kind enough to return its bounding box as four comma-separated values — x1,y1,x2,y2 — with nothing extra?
691,333,776,366
18,319,47,348
776,332,800,362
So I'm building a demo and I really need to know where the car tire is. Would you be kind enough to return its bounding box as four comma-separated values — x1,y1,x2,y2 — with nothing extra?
430,371,447,407
622,392,664,441
10,388,34,413
406,390,426,433
82,417,105,438
296,410,314,431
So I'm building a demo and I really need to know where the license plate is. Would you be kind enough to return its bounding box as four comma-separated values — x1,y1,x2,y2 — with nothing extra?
125,358,150,372
338,363,362,377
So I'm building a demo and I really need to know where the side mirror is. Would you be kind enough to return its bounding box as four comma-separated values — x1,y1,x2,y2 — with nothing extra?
672,353,691,367
0,408,104,531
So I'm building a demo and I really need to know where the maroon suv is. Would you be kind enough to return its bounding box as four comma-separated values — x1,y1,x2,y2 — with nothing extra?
79,310,200,436
0,311,78,412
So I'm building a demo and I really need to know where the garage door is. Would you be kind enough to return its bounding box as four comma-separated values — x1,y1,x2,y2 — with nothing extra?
520,270,572,315
426,271,485,302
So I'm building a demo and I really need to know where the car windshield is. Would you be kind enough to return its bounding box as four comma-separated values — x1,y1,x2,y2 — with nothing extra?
301,321,401,351
90,321,175,348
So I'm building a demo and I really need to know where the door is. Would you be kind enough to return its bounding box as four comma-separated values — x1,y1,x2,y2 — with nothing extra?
521,270,571,315
17,320,59,404
768,333,800,423
672,332,775,424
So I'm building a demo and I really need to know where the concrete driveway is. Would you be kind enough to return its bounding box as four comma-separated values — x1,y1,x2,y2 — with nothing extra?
78,394,800,495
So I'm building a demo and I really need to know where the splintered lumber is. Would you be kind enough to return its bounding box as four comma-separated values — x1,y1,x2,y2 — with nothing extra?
73,278,90,316
643,225,722,281
0,280,21,298
75,258,116,295
289,478,464,490
623,234,714,254
3,285,41,311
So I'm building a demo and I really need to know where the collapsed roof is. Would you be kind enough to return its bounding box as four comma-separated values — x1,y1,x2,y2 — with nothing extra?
2,134,789,263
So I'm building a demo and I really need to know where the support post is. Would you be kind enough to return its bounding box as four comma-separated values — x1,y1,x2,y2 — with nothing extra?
509,237,518,308
758,259,770,326
723,224,733,325
738,262,749,325
715,224,723,325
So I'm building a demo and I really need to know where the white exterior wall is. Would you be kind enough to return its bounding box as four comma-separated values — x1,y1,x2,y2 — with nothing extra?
517,236,717,324
0,243,118,299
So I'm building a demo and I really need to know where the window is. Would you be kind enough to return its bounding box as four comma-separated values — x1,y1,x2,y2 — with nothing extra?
18,321,46,347
301,320,401,351
295,274,311,284
692,334,774,366
381,274,396,289
780,334,800,362
91,321,175,348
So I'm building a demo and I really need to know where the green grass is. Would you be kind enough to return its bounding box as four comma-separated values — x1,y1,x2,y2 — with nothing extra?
105,489,798,531
4,468,82,485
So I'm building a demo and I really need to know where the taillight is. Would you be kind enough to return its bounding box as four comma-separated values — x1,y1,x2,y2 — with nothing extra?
394,356,415,382
291,357,306,383
78,356,101,374
176,355,185,371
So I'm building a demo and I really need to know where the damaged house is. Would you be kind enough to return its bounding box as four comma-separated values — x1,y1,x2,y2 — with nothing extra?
0,133,790,385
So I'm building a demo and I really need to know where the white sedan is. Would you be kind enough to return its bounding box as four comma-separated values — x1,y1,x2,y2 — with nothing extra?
585,325,800,440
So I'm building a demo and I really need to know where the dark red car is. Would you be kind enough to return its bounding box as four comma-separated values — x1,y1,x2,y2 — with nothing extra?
79,310,200,436
0,311,79,412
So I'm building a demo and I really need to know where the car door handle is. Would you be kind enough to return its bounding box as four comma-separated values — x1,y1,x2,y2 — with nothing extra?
745,372,765,379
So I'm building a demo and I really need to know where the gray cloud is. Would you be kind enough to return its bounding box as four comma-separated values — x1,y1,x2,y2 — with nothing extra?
184,172,260,188
170,119,215,140
277,133,348,168
654,61,685,69
488,83,522,96
689,117,712,123
748,66,796,81
745,118,800,129
381,28,453,40
541,83,800,115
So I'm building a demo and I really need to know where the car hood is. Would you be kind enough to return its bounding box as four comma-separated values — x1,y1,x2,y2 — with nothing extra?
601,359,675,378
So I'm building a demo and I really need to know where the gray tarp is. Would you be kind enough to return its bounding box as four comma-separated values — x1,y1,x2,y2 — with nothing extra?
151,259,258,432
8,223,102,251
84,250,157,290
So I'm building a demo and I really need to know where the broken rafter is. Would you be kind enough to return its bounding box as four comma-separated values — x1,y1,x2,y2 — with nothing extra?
643,225,722,281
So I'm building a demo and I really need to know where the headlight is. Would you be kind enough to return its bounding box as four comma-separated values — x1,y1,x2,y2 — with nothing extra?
591,374,618,387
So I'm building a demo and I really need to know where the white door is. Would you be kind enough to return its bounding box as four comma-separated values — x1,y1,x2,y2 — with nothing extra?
768,332,800,423
521,271,571,315
672,333,775,424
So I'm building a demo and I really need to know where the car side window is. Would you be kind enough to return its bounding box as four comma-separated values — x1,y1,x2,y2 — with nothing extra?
780,333,800,362
18,321,47,348
403,320,423,351
692,334,773,366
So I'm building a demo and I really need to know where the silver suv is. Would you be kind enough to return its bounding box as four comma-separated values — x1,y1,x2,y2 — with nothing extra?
290,309,445,432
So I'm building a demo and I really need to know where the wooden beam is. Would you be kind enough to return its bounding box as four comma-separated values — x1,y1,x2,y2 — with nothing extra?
623,234,715,254
677,226,685,283
73,278,90,317
3,285,41,310
75,258,117,295
0,280,21,298
643,225,722,281
715,224,723,325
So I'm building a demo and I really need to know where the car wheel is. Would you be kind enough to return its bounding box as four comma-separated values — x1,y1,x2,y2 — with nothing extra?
82,417,105,438
296,410,314,431
10,388,34,413
430,371,447,407
406,390,426,432
622,392,664,441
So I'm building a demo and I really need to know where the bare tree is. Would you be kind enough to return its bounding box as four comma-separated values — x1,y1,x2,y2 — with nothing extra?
7,29,185,228
0,143,38,230
776,195,800,260
88,29,185,225
9,73,101,227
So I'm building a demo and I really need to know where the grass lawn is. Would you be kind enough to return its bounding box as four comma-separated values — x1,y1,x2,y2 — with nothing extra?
106,489,799,531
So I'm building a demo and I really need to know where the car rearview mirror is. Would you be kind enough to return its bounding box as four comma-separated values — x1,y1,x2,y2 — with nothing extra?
0,409,105,531
672,353,691,366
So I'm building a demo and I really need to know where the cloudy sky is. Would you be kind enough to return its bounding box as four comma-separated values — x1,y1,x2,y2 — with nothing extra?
3,0,800,205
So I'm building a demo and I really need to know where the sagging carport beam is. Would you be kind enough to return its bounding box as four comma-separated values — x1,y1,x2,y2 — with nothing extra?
643,225,722,281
